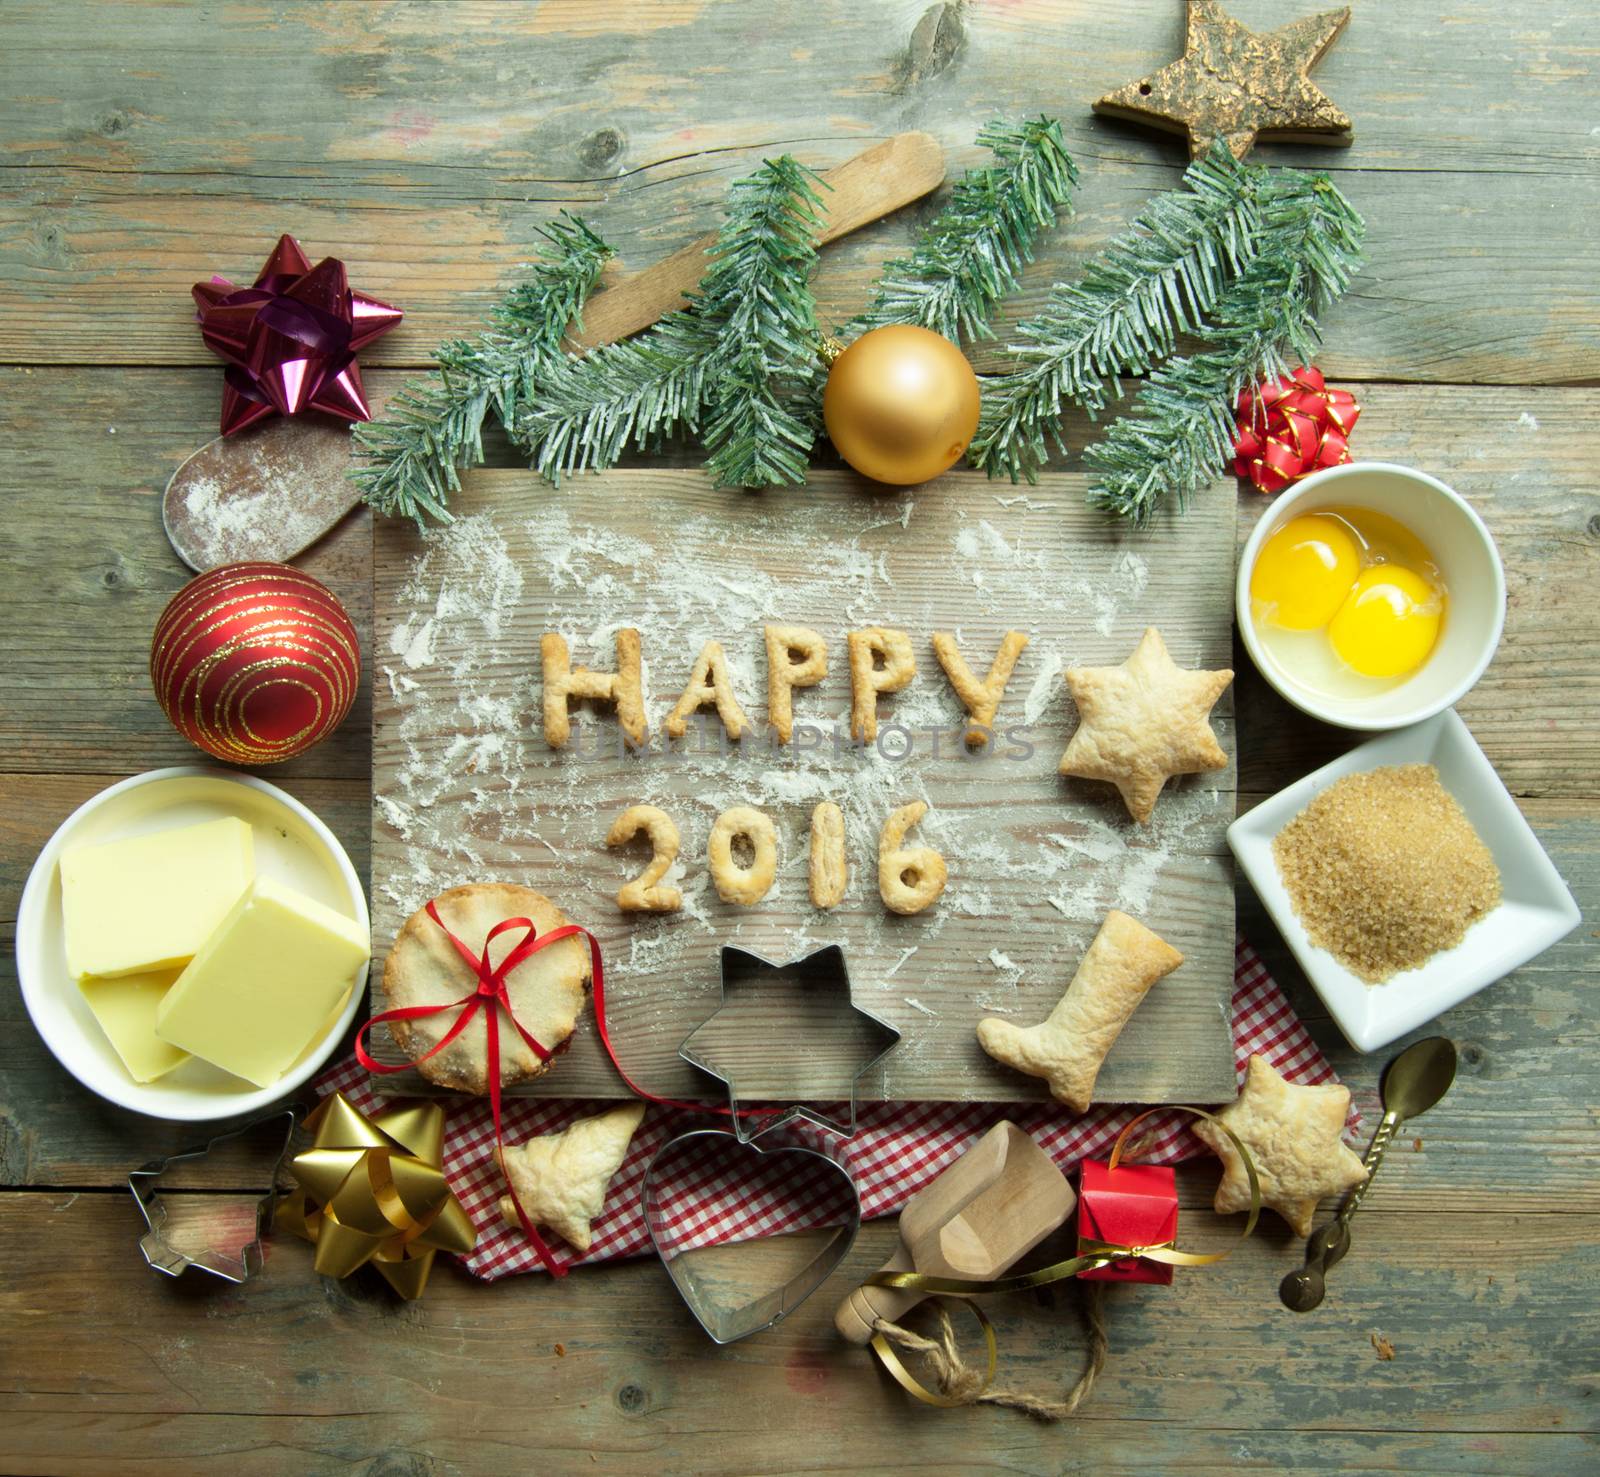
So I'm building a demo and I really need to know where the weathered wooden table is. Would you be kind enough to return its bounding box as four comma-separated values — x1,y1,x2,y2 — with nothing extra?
3,4,1596,1472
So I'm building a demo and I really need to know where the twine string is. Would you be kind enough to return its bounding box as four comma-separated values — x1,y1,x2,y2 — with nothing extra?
869,1281,1108,1423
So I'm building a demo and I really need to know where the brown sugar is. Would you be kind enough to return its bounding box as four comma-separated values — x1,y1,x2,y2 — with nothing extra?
1271,764,1501,984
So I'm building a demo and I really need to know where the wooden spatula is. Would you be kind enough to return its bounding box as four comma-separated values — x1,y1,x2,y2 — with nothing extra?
162,131,946,572
834,1121,1078,1344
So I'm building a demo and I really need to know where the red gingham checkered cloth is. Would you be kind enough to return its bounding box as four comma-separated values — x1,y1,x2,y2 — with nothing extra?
317,937,1356,1280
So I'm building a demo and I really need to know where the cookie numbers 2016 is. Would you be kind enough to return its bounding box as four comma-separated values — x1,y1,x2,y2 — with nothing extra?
708,806,779,906
877,800,948,916
606,805,683,913
808,802,848,910
602,801,945,917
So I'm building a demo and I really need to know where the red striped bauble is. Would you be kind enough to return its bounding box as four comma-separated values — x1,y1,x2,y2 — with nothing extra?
150,562,361,765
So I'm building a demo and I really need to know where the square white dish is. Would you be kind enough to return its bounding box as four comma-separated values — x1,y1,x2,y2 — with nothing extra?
1228,709,1580,1052
15,766,370,1121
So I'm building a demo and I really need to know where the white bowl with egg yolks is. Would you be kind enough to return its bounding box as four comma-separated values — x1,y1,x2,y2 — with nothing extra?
1236,462,1505,730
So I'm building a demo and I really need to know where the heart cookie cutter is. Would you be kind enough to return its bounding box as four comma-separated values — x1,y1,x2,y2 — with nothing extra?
128,1108,297,1283
641,943,901,1343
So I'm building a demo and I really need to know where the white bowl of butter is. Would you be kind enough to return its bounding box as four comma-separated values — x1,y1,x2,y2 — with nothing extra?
16,766,370,1121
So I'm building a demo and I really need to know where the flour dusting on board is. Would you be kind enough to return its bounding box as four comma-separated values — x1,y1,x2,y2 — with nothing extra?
372,479,1235,1102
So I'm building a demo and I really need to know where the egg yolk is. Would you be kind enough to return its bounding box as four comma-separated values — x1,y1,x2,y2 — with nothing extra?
1327,564,1443,677
1250,515,1362,630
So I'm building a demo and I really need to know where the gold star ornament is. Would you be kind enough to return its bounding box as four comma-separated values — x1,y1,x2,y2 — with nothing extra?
1094,0,1353,160
1195,1056,1368,1236
1057,627,1232,824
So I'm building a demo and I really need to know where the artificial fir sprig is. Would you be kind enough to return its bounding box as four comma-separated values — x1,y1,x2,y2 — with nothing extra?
970,145,1268,483
352,214,613,526
510,320,710,487
517,157,826,488
1084,170,1365,525
848,117,1078,344
355,117,1355,526
697,160,827,487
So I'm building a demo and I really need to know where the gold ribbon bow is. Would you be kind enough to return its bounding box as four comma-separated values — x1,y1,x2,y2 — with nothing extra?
274,1091,477,1300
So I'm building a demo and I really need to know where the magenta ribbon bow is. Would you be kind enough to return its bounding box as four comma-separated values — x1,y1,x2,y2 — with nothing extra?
192,233,402,437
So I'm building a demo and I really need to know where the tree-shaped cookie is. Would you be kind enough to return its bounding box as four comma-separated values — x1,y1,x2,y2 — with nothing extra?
496,1102,647,1254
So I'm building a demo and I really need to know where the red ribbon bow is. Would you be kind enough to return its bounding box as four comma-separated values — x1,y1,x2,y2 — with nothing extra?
357,903,579,1275
1232,365,1360,495
358,901,764,1277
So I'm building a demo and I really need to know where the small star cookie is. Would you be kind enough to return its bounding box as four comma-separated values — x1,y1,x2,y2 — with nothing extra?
1058,627,1232,823
977,909,1184,1112
497,1101,646,1254
1195,1056,1367,1236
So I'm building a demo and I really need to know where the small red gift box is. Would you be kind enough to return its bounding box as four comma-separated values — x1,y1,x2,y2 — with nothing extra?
1076,1159,1178,1285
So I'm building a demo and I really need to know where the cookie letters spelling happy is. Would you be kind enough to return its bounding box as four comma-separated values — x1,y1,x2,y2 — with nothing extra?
538,625,1223,803
540,626,1027,748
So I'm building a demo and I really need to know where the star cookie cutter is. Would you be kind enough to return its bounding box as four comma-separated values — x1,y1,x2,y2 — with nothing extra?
128,1109,297,1283
641,943,901,1343
677,943,902,1143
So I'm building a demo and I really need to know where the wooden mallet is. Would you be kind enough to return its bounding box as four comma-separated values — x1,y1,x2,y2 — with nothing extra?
834,1120,1077,1344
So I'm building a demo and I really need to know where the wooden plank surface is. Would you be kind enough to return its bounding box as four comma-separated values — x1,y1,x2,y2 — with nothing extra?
2,1189,1596,1476
2,2,1597,385
369,469,1237,1104
2,1,1598,1471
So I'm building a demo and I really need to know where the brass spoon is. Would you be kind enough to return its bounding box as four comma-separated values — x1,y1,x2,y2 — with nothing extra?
1279,1036,1457,1312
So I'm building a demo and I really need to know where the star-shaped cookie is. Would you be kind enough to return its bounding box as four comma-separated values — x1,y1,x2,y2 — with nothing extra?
1195,1055,1367,1236
497,1101,646,1254
1093,0,1352,160
1057,627,1232,824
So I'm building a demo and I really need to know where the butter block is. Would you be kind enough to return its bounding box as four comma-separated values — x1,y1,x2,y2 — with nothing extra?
79,969,192,1083
155,877,369,1087
60,816,255,979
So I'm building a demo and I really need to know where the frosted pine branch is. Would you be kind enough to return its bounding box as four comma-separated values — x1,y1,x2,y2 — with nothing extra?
352,214,613,527
851,116,1078,345
971,145,1269,484
1085,170,1366,525
517,156,826,489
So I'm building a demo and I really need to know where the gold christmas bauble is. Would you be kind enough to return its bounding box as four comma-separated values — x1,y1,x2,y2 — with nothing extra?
823,324,981,486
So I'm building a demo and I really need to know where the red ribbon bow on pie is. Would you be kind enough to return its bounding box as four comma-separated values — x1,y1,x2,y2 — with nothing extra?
1232,365,1360,495
357,904,582,1275
357,902,764,1277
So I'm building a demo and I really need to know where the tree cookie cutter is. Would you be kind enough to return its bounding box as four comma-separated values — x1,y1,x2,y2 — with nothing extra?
128,1108,297,1283
641,943,901,1343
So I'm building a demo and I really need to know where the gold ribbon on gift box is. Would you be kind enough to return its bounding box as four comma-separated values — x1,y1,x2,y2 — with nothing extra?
863,1107,1262,1409
275,1091,476,1300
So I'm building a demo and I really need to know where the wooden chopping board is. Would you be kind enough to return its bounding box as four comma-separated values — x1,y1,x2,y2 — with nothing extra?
369,468,1237,1104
